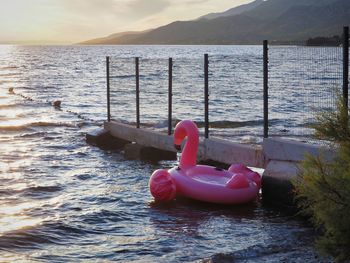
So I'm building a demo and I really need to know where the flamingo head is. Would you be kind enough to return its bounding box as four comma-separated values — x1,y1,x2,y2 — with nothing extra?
173,124,187,151
149,169,177,202
173,120,199,167
173,120,199,151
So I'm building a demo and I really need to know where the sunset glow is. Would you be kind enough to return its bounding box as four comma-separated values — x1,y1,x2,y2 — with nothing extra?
0,0,251,44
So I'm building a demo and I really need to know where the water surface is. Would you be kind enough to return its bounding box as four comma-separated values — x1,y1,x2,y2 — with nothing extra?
0,45,328,262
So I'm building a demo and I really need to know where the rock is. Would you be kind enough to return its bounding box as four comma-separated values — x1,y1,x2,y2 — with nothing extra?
86,128,129,150
53,100,61,108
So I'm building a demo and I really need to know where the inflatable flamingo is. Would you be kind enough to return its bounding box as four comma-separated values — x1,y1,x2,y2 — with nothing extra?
149,120,261,204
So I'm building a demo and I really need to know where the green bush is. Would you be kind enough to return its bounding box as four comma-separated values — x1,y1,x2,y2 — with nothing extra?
294,98,350,262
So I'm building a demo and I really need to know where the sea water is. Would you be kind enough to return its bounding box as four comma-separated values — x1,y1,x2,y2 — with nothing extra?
0,45,333,262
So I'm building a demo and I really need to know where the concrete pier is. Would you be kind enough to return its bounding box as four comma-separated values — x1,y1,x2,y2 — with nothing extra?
262,138,334,207
104,121,264,167
86,128,129,150
87,121,333,207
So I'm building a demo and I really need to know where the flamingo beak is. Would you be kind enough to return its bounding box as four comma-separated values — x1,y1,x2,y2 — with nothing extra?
174,144,181,151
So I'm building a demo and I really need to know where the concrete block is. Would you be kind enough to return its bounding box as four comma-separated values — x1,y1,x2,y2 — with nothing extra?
124,143,142,160
263,138,333,162
262,160,300,207
86,128,129,150
263,160,300,181
105,121,175,152
104,121,267,166
196,142,206,161
86,128,106,145
262,175,295,208
140,147,177,162
203,138,265,168
123,143,177,162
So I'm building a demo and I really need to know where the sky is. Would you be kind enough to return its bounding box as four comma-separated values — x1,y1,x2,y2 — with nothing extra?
0,0,251,44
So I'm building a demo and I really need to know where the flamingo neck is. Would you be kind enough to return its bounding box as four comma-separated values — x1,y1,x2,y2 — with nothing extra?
179,123,199,168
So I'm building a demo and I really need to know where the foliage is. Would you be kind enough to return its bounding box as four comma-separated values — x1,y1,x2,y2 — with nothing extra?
306,35,342,47
313,98,350,142
294,98,350,262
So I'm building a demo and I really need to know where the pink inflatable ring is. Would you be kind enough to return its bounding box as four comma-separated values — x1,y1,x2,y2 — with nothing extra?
149,120,261,204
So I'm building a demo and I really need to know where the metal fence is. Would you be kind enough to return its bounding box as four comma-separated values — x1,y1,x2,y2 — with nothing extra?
107,56,207,135
209,51,263,142
267,46,343,142
106,54,265,142
263,26,349,144
106,27,349,145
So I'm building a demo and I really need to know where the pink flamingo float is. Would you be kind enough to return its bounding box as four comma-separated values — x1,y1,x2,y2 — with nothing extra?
149,120,261,204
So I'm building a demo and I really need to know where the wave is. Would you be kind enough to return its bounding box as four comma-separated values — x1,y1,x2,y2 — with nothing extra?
7,88,98,124
110,75,135,79
0,104,18,109
24,185,63,194
0,73,20,77
198,120,265,129
138,119,268,129
0,227,58,250
0,66,18,70
18,131,50,138
206,244,315,262
113,118,283,132
0,185,63,198
0,121,78,131
0,220,93,250
39,64,58,68
80,208,129,225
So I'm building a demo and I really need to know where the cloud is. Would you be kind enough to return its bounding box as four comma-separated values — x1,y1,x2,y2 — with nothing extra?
61,0,120,13
179,0,210,4
0,0,251,43
54,0,173,42
60,0,170,19
126,0,170,18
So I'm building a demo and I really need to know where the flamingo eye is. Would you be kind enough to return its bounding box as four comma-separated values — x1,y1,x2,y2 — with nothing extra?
174,144,181,151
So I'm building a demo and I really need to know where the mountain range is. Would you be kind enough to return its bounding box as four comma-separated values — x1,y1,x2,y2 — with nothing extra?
81,0,350,45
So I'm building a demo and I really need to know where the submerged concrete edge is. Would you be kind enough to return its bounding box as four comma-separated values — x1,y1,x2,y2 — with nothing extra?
104,121,264,168
86,121,336,208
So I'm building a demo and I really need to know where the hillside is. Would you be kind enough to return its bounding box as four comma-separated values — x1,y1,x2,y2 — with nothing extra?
80,30,151,45
198,0,264,20
81,0,350,45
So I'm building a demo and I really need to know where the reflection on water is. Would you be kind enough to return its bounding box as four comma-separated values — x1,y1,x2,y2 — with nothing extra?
148,199,318,262
0,45,322,262
0,215,44,235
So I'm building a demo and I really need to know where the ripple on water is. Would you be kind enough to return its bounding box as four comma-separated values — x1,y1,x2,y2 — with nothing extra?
0,219,97,250
22,185,64,199
0,45,325,262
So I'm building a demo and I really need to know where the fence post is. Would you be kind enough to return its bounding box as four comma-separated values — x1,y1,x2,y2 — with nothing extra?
135,57,140,128
106,56,111,122
168,58,173,135
343,26,349,110
263,40,269,138
204,54,209,139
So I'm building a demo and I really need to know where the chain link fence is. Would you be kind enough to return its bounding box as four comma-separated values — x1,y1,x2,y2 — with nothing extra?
106,28,348,145
268,46,343,143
